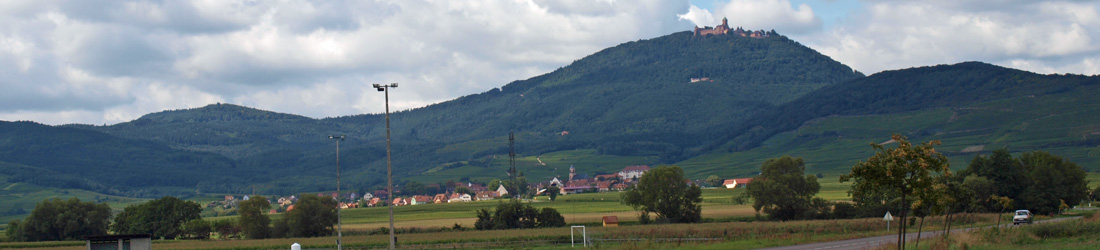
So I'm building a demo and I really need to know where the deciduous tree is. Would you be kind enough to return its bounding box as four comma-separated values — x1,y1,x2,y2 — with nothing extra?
5,198,110,242
1018,151,1089,214
273,194,337,237
746,156,820,221
238,195,271,239
113,196,202,239
705,175,723,187
621,165,702,223
840,134,950,250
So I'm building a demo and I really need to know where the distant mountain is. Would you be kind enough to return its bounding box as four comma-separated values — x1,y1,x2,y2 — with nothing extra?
60,31,861,192
0,121,240,196
673,62,1100,179
723,62,1100,151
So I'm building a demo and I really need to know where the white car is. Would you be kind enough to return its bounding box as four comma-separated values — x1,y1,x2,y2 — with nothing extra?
1012,210,1033,225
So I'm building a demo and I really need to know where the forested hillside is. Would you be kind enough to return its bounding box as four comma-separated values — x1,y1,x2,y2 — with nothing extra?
721,62,1100,152
0,121,240,196
64,31,861,193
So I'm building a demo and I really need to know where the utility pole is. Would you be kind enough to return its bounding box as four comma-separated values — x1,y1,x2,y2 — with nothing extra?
509,132,517,199
328,135,345,250
373,83,398,250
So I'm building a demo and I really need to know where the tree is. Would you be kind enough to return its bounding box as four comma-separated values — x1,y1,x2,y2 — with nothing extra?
238,195,271,239
181,219,211,239
536,207,566,228
1090,185,1100,201
745,156,820,220
621,165,703,223
5,198,111,242
961,175,996,212
275,194,337,237
113,196,202,239
488,179,501,191
211,219,241,239
455,186,474,196
473,200,564,230
403,181,427,195
840,134,950,250
705,175,723,187
546,186,560,201
1017,151,1089,214
958,149,1028,201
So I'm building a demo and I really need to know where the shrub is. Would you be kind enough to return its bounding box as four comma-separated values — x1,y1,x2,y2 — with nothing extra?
474,200,565,230
832,202,857,219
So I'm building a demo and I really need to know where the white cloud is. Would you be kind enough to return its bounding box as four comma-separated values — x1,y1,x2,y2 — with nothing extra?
4,0,1099,126
798,0,1100,75
0,0,695,125
678,5,715,27
710,0,822,34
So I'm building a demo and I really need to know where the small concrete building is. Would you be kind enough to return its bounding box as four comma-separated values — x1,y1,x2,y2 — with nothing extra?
86,234,151,250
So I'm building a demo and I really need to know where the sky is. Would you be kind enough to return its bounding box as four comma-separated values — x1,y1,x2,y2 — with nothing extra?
1,0,1098,126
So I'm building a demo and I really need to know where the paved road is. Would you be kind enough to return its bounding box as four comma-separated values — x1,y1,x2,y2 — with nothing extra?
758,216,1082,250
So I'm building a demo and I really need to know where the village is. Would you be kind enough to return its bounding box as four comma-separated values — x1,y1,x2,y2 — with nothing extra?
209,165,754,214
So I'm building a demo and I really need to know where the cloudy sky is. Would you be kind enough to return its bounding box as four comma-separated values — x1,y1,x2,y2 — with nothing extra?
2,0,1098,125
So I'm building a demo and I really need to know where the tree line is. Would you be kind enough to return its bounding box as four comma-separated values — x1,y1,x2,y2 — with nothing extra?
5,195,338,242
741,134,1093,250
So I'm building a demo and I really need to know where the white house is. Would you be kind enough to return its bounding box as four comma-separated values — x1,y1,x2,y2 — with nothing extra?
496,184,509,197
723,178,753,189
618,165,650,180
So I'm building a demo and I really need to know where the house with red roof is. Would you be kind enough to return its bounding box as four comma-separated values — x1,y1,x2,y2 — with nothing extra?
618,165,650,180
723,178,753,189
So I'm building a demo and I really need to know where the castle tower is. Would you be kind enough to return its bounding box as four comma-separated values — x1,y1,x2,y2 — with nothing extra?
722,17,728,27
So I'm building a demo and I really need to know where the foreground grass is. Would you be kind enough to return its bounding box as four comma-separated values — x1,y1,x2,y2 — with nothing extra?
899,211,1100,250
1,213,1008,250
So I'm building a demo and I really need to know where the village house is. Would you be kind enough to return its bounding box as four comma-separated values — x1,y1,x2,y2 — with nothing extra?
448,193,472,203
467,183,489,193
475,191,498,201
618,165,650,180
496,184,509,197
597,181,612,192
433,193,447,204
723,178,753,189
368,197,380,207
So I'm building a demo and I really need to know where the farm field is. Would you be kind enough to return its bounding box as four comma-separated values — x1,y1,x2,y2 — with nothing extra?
1,213,1009,250
4,173,1098,249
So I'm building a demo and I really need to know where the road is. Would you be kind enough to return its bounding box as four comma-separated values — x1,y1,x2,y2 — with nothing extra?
758,216,1082,250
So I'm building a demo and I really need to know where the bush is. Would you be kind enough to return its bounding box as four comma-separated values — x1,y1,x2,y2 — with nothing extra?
181,219,211,239
1028,220,1100,238
474,200,565,230
832,202,857,219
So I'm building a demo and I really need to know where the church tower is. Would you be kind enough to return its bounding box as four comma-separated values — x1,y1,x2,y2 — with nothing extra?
569,165,576,182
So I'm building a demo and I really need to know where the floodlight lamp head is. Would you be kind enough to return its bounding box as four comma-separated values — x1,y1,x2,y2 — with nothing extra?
372,83,382,88
376,88,384,92
391,83,398,88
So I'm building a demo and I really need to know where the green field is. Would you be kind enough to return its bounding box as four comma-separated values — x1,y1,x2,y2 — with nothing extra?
0,174,147,230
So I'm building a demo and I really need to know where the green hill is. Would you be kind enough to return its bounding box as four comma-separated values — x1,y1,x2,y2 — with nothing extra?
64,31,861,190
677,62,1100,178
0,121,240,196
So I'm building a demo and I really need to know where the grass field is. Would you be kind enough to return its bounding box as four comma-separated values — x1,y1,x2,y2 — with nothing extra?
0,212,1009,250
0,174,147,230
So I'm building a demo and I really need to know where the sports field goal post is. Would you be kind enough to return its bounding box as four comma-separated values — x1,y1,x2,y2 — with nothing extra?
570,225,587,247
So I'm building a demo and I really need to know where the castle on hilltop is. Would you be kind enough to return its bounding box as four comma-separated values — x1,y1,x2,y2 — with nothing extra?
693,17,773,38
